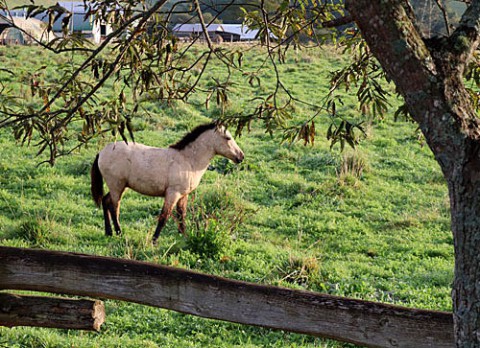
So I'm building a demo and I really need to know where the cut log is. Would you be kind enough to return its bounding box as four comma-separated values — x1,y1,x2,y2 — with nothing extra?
0,246,453,347
0,292,105,331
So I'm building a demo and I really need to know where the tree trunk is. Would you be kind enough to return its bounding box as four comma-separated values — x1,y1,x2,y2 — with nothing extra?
345,0,480,346
448,166,480,346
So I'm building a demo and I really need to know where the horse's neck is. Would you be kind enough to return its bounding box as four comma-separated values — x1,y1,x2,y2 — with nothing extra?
180,136,216,171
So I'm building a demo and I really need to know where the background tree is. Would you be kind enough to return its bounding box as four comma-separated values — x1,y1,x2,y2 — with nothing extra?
1,0,480,346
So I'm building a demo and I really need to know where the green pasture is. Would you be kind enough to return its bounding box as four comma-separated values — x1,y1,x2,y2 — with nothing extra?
0,45,452,347
4,0,56,8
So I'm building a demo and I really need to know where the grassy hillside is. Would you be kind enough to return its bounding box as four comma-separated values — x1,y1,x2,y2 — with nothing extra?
0,45,452,347
4,0,56,8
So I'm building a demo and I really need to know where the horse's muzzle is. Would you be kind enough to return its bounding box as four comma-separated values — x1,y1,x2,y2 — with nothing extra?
234,152,245,164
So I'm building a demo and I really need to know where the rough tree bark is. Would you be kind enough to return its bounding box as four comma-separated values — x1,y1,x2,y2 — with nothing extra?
345,0,480,346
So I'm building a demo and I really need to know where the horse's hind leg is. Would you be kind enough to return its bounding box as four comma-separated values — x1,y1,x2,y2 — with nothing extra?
175,195,188,236
152,206,171,244
153,191,181,244
109,191,124,236
102,193,114,236
102,191,124,236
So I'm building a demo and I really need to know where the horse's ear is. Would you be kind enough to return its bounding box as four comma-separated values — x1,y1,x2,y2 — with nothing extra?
214,122,226,133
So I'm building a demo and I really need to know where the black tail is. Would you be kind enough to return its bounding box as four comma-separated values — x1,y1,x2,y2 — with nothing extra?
91,154,104,207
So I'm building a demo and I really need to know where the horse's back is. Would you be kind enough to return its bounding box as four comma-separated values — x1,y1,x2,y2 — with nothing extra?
98,142,171,196
98,142,141,176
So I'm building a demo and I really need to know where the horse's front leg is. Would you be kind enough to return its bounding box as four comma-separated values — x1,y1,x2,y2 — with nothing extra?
176,195,188,236
152,192,181,244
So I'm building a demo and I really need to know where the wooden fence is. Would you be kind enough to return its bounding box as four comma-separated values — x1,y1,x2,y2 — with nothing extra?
0,292,104,330
0,246,453,347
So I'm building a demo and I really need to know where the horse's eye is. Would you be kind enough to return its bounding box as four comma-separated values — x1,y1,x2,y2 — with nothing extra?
225,136,232,141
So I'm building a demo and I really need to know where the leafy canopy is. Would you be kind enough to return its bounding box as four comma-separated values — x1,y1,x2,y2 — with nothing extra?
0,0,469,164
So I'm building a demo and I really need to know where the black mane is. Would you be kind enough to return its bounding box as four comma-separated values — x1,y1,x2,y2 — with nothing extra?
169,123,217,150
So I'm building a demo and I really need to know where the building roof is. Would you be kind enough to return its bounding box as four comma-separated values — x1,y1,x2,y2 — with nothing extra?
219,24,259,40
50,2,93,31
172,23,260,40
1,2,99,32
0,15,55,43
0,14,9,26
0,27,26,44
57,1,89,14
172,23,223,33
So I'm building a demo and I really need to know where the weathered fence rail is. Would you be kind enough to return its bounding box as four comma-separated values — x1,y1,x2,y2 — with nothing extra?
0,246,453,347
0,293,104,330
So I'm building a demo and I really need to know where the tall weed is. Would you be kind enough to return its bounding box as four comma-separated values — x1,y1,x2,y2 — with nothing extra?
15,213,52,245
336,151,368,187
186,188,248,259
275,254,320,287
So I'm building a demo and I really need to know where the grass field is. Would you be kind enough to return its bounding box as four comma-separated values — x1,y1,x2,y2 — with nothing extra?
4,0,58,7
0,44,453,347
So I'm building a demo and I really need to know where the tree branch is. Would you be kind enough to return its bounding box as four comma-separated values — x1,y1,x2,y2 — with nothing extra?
321,15,353,28
434,0,451,36
0,0,172,139
194,0,213,49
448,0,480,68
345,0,435,97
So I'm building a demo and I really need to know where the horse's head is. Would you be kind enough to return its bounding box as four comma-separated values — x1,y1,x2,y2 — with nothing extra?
212,126,244,164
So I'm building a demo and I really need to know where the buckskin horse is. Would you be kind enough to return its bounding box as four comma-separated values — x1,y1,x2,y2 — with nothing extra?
90,123,244,243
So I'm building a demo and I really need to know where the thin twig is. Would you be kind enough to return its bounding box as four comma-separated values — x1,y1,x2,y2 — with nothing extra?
193,0,213,49
434,0,451,35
